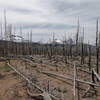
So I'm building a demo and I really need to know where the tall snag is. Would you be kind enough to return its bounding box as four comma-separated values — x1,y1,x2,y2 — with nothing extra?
96,18,99,74
69,38,73,59
4,10,8,41
76,18,79,57
81,27,84,64
62,36,68,64
0,21,3,40
88,42,92,71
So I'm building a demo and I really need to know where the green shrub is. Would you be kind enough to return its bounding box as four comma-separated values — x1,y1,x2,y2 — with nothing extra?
0,64,12,72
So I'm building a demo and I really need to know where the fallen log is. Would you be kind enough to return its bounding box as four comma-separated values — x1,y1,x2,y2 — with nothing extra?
27,89,43,100
7,63,59,100
40,71,100,87
92,68,100,81
42,93,52,100
27,89,52,100
78,69,91,74
73,64,76,98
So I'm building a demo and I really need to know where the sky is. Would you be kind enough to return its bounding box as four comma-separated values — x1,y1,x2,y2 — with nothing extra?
0,0,100,43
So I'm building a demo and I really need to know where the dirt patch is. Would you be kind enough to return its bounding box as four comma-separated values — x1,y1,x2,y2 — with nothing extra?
0,56,100,100
0,65,28,100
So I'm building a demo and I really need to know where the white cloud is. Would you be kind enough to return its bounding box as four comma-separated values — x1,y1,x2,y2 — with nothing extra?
0,0,99,43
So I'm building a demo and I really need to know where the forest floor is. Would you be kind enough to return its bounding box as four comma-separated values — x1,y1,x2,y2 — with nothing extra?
0,55,100,100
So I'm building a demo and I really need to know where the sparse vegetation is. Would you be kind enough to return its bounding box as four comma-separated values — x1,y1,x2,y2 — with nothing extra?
0,11,99,100
0,64,12,72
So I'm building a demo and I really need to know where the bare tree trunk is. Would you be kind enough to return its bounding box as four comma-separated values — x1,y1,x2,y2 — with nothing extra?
45,44,52,59
4,10,8,41
96,18,99,74
62,41,67,64
96,47,99,74
76,18,79,57
88,43,91,71
0,22,3,40
81,27,84,64
70,38,73,59
73,63,76,100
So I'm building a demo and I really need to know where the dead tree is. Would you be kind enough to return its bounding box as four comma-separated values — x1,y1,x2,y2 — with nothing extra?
45,43,52,59
0,21,3,40
4,10,8,41
99,31,100,45
52,33,55,55
76,18,79,57
73,63,76,100
88,42,92,71
62,40,67,64
69,38,73,59
75,65,80,100
29,30,33,55
7,24,12,55
41,71,100,87
91,69,95,89
19,26,23,55
96,18,99,74
92,68,100,81
81,27,85,64
7,63,58,100
96,47,99,74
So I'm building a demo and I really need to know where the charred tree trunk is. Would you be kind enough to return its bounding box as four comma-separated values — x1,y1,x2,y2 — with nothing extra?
76,18,79,57
96,47,99,74
62,41,67,64
88,44,92,71
96,19,99,74
81,27,84,64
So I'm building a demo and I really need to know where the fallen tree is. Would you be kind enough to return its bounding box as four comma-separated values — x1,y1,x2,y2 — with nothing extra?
40,71,100,87
92,68,100,81
27,89,52,100
7,63,59,100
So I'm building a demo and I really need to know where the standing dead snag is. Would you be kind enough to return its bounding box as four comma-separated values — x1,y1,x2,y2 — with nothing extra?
88,42,92,71
81,27,85,64
96,47,99,74
99,31,100,45
4,10,8,41
52,33,56,56
96,18,99,74
62,40,67,64
76,18,79,57
0,21,3,40
91,69,95,89
29,30,33,55
69,38,73,59
45,43,52,60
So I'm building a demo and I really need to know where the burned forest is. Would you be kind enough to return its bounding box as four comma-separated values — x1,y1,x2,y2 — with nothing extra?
0,1,100,100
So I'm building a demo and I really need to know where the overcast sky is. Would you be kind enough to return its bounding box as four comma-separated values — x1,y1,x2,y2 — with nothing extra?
0,0,99,43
